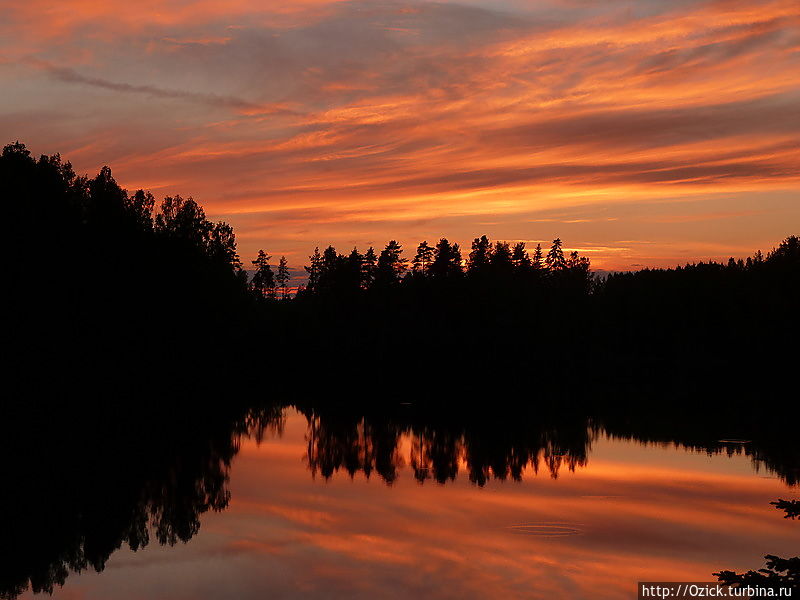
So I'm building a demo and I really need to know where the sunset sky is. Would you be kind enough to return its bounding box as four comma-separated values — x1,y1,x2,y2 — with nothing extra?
2,0,799,270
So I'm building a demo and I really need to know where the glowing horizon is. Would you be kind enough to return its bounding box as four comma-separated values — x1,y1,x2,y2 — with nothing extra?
1,0,798,270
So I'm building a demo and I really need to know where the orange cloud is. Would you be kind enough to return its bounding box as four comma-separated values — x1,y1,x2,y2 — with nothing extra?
1,0,798,270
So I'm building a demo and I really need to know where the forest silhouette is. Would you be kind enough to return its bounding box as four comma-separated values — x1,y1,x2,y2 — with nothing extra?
4,141,797,401
2,142,799,597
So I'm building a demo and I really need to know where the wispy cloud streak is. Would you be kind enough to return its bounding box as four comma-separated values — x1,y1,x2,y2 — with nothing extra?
1,0,798,268
23,58,271,112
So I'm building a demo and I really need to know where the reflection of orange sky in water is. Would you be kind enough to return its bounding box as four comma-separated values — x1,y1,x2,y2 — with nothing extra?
29,410,798,600
2,0,799,269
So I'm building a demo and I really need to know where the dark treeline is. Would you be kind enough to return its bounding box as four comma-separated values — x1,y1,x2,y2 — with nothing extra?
247,200,798,396
291,234,591,299
5,142,798,398
275,235,597,390
3,142,252,399
267,235,798,397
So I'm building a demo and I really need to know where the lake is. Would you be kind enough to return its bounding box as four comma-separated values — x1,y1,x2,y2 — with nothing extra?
12,405,798,600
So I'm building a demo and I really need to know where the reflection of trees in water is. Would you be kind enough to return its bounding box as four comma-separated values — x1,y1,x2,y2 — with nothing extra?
0,403,286,600
242,404,287,444
301,407,593,486
773,499,800,520
410,427,462,483
0,443,232,599
2,400,797,599
598,407,800,487
714,500,799,591
599,432,800,487
305,414,405,483
299,403,799,488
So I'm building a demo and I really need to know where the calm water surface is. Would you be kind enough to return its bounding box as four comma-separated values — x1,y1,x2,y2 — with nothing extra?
21,408,798,600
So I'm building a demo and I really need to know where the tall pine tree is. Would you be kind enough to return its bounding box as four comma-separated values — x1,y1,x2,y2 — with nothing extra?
276,256,290,299
412,241,435,276
375,240,407,286
305,247,322,294
251,250,276,299
546,238,566,271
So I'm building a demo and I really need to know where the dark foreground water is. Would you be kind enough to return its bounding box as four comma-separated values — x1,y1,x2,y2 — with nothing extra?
12,406,798,600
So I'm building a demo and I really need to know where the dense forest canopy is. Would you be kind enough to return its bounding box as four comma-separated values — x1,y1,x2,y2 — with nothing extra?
3,142,798,396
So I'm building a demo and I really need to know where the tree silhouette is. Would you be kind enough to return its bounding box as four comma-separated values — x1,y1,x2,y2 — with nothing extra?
276,256,290,299
209,222,241,270
251,250,275,299
375,240,407,286
468,235,492,275
127,189,155,231
767,235,800,265
155,196,210,247
429,238,463,279
344,247,364,292
318,245,342,294
305,247,322,293
412,241,434,276
546,238,566,271
490,241,514,276
361,247,378,289
532,243,544,270
5,141,251,413
511,241,531,272
565,249,592,291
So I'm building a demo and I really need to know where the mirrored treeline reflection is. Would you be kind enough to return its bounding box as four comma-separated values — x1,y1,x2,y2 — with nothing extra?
714,498,799,590
301,404,592,485
297,401,799,487
2,399,797,599
0,401,285,600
